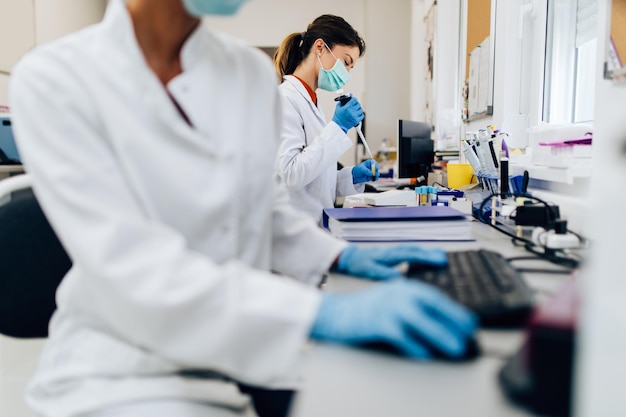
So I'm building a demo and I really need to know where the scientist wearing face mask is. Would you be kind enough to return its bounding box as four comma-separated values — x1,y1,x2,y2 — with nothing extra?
274,15,378,226
10,1,478,417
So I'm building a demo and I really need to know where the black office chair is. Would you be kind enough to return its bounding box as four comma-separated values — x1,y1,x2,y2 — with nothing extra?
0,174,71,338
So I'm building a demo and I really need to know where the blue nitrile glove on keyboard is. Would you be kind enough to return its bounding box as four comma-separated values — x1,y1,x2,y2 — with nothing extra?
335,244,447,280
352,160,380,183
310,279,478,359
332,95,364,133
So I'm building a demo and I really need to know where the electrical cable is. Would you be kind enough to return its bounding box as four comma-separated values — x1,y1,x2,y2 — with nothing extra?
507,255,559,262
521,243,581,269
514,268,573,275
475,192,586,268
507,256,575,274
476,195,535,246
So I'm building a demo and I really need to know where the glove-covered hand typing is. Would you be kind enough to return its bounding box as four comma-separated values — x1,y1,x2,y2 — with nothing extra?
335,244,447,280
310,279,478,360
352,160,379,184
332,95,364,133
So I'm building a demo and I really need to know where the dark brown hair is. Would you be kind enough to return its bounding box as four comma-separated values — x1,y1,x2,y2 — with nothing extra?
273,14,366,82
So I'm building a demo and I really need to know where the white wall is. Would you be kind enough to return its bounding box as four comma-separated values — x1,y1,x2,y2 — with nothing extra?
410,0,428,123
363,0,412,149
0,0,107,105
0,1,35,105
34,0,107,45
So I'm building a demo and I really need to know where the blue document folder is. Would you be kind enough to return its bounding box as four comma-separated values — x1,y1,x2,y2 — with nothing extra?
323,206,473,242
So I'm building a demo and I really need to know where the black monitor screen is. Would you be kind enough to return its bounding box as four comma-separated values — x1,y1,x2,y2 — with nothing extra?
399,119,430,140
397,119,434,179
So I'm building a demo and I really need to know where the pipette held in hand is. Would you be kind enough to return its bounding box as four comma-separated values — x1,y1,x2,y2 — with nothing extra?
335,94,352,106
356,124,376,180
334,94,376,180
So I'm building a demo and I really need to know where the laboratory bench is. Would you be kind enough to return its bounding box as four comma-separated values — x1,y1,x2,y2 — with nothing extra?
290,219,575,417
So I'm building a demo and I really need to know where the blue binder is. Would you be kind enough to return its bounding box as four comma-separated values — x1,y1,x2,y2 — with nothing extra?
322,206,474,242
322,206,467,229
322,205,473,242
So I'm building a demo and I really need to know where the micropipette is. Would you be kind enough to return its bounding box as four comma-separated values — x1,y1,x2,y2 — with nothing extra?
356,123,376,180
334,94,377,180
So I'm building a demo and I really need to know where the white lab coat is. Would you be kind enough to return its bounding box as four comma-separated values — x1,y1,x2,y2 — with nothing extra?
9,1,348,416
275,76,363,226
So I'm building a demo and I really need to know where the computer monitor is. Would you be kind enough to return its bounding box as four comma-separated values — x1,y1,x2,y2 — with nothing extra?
396,119,434,181
0,116,21,163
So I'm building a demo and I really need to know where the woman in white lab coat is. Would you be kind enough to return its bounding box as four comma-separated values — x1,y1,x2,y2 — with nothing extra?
10,1,477,417
274,15,379,226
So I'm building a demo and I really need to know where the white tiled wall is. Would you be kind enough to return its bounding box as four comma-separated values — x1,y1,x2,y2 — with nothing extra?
0,335,44,417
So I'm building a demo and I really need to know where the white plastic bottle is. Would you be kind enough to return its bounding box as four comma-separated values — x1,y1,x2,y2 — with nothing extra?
379,138,389,159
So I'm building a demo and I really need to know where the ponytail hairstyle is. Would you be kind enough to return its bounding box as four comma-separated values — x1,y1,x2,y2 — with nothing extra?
273,14,366,82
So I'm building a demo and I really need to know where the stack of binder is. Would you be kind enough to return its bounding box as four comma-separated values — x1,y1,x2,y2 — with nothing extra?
322,206,473,242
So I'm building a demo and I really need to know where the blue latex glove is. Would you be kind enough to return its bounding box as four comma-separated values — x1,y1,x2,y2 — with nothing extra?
332,95,364,133
352,160,380,183
310,279,478,359
336,244,447,280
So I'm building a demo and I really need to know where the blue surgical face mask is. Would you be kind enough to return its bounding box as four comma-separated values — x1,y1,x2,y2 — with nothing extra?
182,0,249,16
317,43,352,92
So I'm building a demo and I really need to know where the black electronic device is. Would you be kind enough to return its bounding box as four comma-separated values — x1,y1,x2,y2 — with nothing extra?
513,202,561,229
0,148,20,165
0,117,22,164
397,119,434,181
408,249,536,327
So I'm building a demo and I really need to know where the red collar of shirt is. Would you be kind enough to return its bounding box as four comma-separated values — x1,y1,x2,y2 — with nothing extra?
291,75,317,106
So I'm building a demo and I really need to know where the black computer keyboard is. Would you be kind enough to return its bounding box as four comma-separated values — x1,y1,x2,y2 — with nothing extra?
408,249,535,327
